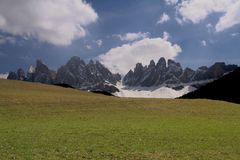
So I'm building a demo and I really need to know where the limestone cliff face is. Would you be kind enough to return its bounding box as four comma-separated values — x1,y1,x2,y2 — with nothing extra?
123,57,238,87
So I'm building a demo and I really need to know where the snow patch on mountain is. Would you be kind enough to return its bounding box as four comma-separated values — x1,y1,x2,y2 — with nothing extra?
113,82,196,98
0,73,8,79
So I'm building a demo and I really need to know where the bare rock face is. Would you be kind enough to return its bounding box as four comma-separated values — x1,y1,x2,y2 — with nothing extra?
123,57,183,86
30,60,56,84
55,56,86,87
7,68,25,80
7,71,18,80
167,59,183,78
156,57,167,71
154,57,167,85
7,56,238,94
123,57,238,88
17,68,25,81
162,60,183,85
8,60,56,84
7,56,121,94
55,56,121,92
192,66,209,81
140,60,158,87
180,67,195,83
205,62,237,79
26,65,35,82
123,70,134,86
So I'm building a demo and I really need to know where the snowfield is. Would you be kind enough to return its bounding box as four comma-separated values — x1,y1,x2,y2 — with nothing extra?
113,82,196,98
0,73,8,79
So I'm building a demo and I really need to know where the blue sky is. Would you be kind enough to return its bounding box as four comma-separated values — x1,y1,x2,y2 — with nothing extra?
0,0,240,74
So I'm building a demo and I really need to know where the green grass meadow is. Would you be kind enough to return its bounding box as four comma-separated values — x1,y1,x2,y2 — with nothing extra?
0,79,240,159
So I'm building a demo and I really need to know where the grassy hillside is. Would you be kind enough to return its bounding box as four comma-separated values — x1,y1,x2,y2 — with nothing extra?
0,79,240,160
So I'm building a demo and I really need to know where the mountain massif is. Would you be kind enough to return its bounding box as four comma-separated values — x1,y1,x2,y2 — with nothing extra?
123,57,238,89
55,56,121,92
8,56,121,93
7,56,238,98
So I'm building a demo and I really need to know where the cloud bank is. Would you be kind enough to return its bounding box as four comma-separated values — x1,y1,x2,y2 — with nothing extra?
0,0,98,46
177,0,240,32
99,37,182,74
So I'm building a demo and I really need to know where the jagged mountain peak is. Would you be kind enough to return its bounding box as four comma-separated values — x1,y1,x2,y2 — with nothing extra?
168,59,181,67
157,57,166,65
7,56,238,96
55,56,121,92
123,58,238,88
17,68,25,81
88,59,95,65
8,56,121,93
28,65,35,74
134,63,143,70
135,62,144,68
149,60,155,67
66,56,86,67
36,59,43,66
35,59,50,73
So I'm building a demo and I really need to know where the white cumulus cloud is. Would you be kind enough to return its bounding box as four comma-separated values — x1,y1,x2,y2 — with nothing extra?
0,0,98,46
157,13,170,24
117,32,150,42
99,37,182,74
216,1,240,32
177,0,240,32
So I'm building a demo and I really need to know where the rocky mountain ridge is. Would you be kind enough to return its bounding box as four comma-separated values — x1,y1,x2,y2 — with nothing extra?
7,56,121,93
123,57,238,88
55,56,121,92
7,56,238,95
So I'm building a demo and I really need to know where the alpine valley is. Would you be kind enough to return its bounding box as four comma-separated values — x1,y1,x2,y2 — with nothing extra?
6,56,238,98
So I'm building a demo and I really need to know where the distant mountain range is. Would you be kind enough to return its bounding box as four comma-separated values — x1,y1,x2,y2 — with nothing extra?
181,67,240,104
123,57,238,89
7,56,238,99
7,56,121,93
